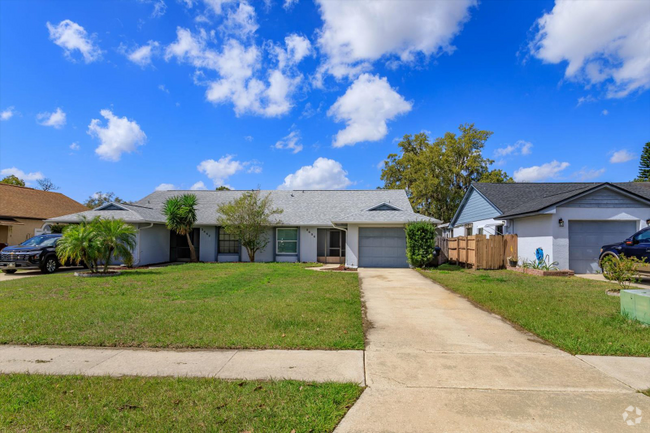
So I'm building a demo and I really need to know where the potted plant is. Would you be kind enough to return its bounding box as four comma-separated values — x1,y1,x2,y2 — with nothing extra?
507,246,518,267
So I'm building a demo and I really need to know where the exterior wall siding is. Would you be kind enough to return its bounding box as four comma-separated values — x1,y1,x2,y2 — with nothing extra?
137,224,170,266
199,226,216,262
300,227,318,263
454,189,501,226
511,215,554,266
2,218,44,246
562,188,646,208
240,228,274,262
345,224,360,268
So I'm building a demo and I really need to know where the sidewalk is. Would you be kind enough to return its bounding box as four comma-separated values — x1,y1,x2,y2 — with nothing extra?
0,345,365,384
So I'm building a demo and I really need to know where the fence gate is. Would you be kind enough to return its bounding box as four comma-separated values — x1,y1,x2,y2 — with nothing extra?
445,234,517,270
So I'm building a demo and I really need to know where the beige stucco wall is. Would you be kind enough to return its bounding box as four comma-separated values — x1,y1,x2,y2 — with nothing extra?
0,218,44,246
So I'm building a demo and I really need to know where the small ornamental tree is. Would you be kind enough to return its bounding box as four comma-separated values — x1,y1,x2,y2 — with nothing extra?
217,190,283,262
601,254,646,291
96,219,137,273
405,221,437,267
0,175,25,187
163,194,199,262
56,218,102,273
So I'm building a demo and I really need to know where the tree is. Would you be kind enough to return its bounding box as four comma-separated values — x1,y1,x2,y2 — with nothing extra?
405,222,437,267
0,175,25,187
216,186,231,191
56,219,102,273
479,169,514,183
37,178,59,191
84,191,126,209
96,219,137,273
636,142,650,182
217,190,283,262
163,194,199,262
381,124,505,222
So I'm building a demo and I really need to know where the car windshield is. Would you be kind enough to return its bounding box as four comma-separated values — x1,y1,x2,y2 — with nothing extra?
19,236,58,247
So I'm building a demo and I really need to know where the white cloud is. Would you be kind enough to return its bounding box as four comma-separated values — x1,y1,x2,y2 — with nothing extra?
315,0,476,79
37,107,66,129
247,164,262,174
602,109,609,116
530,0,650,98
1,107,16,121
278,157,352,190
220,1,258,38
513,160,570,182
46,20,102,63
494,140,533,157
244,135,253,141
69,142,80,151
328,74,412,147
197,155,245,187
152,0,166,17
574,167,606,181
158,84,169,93
203,0,236,14
284,34,312,65
125,41,160,67
165,27,307,117
190,181,207,190
155,183,176,191
284,0,298,10
0,167,44,186
610,149,636,164
274,128,303,153
87,109,147,162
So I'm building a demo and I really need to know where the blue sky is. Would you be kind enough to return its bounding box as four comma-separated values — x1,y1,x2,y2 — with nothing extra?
1,0,649,203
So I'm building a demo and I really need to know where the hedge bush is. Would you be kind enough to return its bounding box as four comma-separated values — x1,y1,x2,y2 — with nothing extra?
405,221,437,267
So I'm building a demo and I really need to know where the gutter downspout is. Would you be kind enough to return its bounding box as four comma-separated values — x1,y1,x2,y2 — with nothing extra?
136,222,154,266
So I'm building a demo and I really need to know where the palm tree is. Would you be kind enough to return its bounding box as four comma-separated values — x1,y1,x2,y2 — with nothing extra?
56,222,101,273
96,219,137,273
163,194,199,262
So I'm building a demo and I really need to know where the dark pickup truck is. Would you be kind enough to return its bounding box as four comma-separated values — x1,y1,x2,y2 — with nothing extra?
0,234,63,274
599,227,650,275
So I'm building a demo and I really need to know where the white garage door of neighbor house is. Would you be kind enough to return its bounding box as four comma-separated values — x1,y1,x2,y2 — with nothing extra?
568,220,637,274
358,227,408,268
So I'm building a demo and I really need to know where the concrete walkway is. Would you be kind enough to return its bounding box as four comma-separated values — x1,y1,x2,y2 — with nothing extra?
0,345,365,384
335,268,650,433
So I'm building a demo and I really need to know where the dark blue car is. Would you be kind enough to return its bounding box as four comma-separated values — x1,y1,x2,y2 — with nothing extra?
599,227,650,274
0,234,63,274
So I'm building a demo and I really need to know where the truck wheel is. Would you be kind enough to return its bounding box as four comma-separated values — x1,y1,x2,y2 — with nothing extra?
2,269,16,274
41,256,59,274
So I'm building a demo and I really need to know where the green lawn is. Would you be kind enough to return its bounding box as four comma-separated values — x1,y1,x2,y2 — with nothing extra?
0,263,364,350
0,374,362,432
419,266,650,356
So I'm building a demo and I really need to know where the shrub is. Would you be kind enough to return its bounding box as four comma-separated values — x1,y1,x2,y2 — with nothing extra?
601,254,646,291
405,221,437,267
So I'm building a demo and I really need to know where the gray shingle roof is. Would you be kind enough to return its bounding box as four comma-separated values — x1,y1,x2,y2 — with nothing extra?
332,209,440,224
47,189,434,226
472,182,650,219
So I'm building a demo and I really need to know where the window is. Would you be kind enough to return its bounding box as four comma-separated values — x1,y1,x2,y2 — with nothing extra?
634,229,650,243
277,228,298,254
465,225,473,236
495,225,504,236
219,229,239,254
478,228,484,235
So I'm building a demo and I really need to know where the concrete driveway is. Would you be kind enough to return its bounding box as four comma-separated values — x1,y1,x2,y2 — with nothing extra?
0,267,81,282
335,268,650,433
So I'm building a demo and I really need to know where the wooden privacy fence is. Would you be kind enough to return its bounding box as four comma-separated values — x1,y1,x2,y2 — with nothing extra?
445,234,517,269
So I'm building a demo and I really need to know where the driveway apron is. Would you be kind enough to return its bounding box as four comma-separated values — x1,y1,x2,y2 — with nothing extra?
335,268,650,433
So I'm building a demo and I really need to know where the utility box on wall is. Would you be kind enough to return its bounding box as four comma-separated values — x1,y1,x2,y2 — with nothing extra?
621,289,650,325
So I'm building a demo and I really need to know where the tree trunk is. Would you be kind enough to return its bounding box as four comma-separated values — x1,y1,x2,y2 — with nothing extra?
186,232,198,262
247,247,256,263
103,247,113,273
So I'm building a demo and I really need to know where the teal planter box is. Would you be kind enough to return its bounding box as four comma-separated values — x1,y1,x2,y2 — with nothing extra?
620,289,650,325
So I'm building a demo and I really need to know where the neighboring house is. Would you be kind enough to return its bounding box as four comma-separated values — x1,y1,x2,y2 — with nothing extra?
450,182,650,274
47,189,440,268
0,184,88,247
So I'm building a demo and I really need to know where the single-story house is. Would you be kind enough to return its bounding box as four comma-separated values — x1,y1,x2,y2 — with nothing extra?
47,189,440,268
0,184,88,248
449,182,650,273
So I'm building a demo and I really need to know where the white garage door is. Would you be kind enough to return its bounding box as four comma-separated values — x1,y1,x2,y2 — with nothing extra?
358,227,408,268
568,221,637,274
